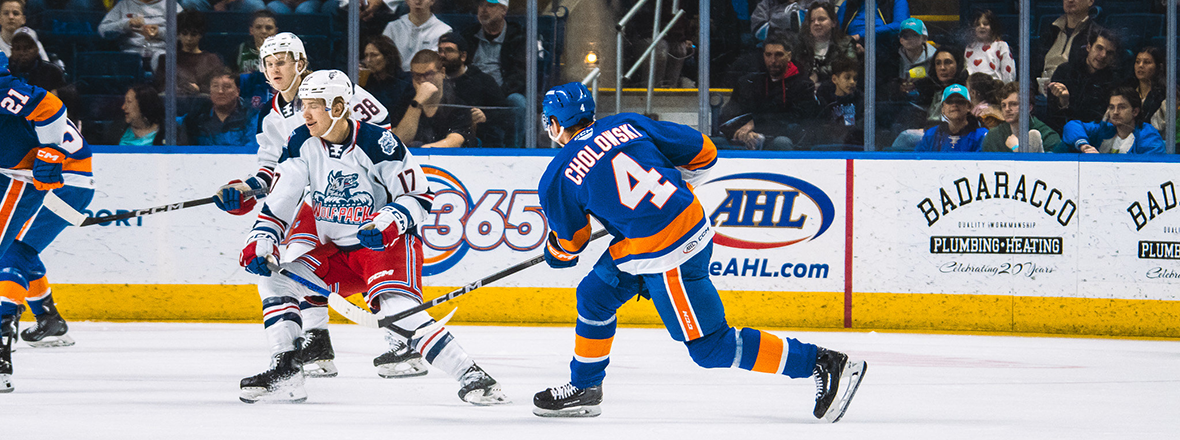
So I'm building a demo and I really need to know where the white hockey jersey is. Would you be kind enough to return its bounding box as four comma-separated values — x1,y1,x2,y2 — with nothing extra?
251,85,391,189
253,120,432,248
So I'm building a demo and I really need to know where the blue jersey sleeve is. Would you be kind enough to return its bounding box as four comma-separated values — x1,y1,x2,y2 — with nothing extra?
623,114,718,173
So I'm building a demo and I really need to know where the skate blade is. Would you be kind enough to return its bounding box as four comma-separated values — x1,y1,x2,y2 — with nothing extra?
0,374,11,393
302,360,338,378
532,405,602,418
377,358,429,379
239,386,308,404
824,360,867,423
25,335,75,348
462,387,511,406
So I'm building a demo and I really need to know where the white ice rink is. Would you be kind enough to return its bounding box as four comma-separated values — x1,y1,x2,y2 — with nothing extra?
2,322,1177,439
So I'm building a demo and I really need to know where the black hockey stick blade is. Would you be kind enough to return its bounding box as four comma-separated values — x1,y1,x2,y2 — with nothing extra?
374,229,611,328
78,188,266,226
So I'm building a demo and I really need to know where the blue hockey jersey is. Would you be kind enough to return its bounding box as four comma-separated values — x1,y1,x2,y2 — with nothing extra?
538,113,718,275
0,74,90,187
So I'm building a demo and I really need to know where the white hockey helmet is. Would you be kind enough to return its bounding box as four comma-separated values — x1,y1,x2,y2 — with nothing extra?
259,32,307,63
299,69,353,110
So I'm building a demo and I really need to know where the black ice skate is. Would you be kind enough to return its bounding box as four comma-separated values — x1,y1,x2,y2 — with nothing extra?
373,339,428,378
533,383,603,417
812,347,867,423
240,341,306,404
21,298,74,348
1,305,23,393
297,328,337,377
457,364,509,405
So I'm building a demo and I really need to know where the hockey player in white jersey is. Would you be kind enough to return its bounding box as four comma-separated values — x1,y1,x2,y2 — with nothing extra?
237,70,508,405
212,32,424,380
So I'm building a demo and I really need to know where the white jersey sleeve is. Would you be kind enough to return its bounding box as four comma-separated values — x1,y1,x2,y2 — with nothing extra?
250,142,310,242
369,131,431,229
350,85,390,129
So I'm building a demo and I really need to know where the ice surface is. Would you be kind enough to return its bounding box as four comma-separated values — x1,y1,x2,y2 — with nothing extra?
2,322,1177,439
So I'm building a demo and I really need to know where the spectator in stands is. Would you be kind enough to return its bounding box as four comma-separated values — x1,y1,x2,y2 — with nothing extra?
99,0,179,71
797,2,858,84
359,35,410,121
235,9,277,73
1039,0,1095,81
964,9,1014,83
438,31,511,147
384,0,451,72
1127,46,1165,129
156,9,226,95
179,70,260,147
718,35,818,150
267,0,323,14
837,0,909,41
890,45,968,151
118,84,165,146
752,0,805,40
328,0,405,39
1046,27,1120,131
914,84,988,152
1061,87,1165,154
0,0,48,63
462,0,528,148
392,49,471,148
178,0,265,13
815,58,863,146
7,29,64,94
982,82,1061,153
967,73,1004,129
884,17,935,100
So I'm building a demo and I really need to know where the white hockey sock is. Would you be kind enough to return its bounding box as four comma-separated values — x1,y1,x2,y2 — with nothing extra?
266,320,301,355
301,304,329,331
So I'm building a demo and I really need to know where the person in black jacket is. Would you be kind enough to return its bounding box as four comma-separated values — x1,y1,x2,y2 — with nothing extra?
462,0,528,147
1046,27,1121,132
1038,0,1096,80
718,35,819,150
439,31,513,147
814,58,863,147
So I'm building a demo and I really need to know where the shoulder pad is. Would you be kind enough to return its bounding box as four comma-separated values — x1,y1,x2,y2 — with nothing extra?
284,125,313,160
357,123,407,162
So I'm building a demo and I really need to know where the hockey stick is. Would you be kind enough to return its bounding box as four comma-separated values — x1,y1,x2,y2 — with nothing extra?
328,229,611,330
264,256,452,339
43,188,267,227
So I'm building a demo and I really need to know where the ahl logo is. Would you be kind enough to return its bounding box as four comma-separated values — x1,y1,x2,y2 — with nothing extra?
312,171,375,225
699,172,834,249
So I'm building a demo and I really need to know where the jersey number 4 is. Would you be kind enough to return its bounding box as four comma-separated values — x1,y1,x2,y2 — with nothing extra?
612,153,675,210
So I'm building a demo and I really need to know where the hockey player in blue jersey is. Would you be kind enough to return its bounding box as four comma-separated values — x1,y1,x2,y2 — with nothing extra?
236,70,508,404
0,53,91,393
532,82,867,422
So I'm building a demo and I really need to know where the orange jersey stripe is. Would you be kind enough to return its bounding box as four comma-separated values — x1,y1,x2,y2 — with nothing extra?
28,276,49,297
683,134,718,170
573,335,615,359
608,196,705,261
14,152,89,173
0,180,26,235
15,212,34,242
555,219,593,254
664,267,703,340
751,331,785,374
0,280,26,301
26,92,64,123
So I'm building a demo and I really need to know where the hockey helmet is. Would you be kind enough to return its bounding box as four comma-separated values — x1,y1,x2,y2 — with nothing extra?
260,32,307,63
542,82,595,129
299,70,353,110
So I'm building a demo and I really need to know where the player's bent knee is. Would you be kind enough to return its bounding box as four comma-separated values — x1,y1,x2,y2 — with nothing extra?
685,327,737,369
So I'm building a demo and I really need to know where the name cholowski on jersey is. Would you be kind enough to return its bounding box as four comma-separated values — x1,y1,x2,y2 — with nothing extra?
313,170,375,224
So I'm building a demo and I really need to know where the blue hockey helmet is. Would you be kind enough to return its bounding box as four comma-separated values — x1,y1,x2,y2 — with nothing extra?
542,82,595,129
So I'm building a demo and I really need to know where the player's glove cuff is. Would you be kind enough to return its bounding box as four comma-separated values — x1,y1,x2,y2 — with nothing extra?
544,240,579,269
32,146,66,191
214,179,260,215
357,205,411,251
240,233,279,276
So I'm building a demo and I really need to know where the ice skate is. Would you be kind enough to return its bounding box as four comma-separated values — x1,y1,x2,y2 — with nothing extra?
20,310,74,348
457,364,509,405
1,306,22,393
240,343,307,404
297,328,337,378
812,347,867,423
373,339,428,378
533,383,603,417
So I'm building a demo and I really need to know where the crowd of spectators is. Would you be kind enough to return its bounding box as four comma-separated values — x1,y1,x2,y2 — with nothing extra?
709,0,1173,154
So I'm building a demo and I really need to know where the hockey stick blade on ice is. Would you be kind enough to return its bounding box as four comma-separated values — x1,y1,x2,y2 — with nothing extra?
331,229,611,330
47,188,267,227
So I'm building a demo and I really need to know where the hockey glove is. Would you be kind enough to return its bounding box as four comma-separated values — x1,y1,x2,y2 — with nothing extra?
32,146,66,191
357,205,412,251
214,177,265,215
240,233,279,276
544,231,579,269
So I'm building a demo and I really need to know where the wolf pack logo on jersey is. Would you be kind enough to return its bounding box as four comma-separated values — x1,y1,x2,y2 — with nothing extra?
697,172,835,249
312,170,375,224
